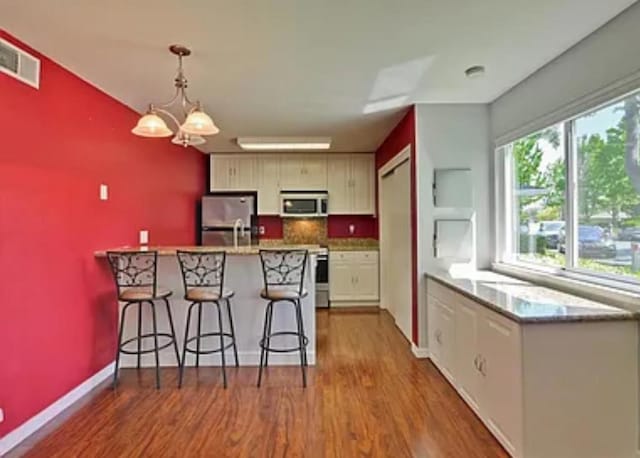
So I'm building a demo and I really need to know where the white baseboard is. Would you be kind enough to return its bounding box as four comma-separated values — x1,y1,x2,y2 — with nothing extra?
411,344,429,359
0,362,114,456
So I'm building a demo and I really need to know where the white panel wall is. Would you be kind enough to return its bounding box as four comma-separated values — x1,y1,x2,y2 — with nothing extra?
415,104,491,347
491,3,640,145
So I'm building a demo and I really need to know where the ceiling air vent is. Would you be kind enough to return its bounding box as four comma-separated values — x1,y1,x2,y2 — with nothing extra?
0,38,40,89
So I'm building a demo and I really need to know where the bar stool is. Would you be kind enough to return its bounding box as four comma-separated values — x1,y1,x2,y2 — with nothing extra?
257,249,309,388
107,251,181,389
176,250,239,388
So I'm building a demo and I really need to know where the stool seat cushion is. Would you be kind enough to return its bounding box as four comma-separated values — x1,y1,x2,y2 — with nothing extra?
119,286,172,301
185,287,235,301
260,287,308,300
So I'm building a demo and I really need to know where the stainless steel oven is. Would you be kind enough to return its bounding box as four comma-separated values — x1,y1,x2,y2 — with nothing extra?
315,251,329,308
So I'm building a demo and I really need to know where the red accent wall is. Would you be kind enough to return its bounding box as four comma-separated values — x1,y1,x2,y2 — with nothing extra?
257,215,284,239
0,30,205,438
257,215,377,240
327,215,377,238
375,107,418,344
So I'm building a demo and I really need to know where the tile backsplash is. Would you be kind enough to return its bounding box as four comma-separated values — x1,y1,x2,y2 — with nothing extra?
283,218,328,245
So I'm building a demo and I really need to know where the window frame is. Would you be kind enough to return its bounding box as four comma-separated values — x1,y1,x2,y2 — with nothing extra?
495,89,640,292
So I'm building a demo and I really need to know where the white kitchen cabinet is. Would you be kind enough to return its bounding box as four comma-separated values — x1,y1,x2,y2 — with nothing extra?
454,295,481,411
327,154,375,215
425,277,636,458
256,155,281,214
327,155,351,213
329,251,379,305
427,296,456,383
210,155,257,191
280,154,327,191
477,308,523,455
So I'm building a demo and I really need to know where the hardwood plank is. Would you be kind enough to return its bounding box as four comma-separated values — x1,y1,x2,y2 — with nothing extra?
14,310,507,458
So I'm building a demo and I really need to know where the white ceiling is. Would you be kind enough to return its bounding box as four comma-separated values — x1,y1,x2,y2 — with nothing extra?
4,0,636,152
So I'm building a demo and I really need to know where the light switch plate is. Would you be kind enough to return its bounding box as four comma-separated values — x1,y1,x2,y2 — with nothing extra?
99,184,108,201
139,230,149,245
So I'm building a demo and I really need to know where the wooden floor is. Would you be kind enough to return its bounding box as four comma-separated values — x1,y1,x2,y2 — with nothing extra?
17,309,507,458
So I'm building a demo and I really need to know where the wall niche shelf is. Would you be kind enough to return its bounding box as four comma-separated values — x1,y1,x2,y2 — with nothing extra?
433,218,473,262
433,168,472,209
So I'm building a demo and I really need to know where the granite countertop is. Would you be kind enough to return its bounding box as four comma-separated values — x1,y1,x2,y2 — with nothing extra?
94,244,326,257
425,270,638,323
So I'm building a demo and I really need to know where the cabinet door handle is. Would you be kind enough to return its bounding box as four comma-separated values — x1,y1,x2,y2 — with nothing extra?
479,357,487,377
473,355,479,371
435,330,442,345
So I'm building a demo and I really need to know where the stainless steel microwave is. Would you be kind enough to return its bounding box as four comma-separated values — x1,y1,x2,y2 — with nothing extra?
280,192,328,217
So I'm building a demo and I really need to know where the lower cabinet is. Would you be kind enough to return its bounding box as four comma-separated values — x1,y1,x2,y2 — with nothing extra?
428,279,524,457
329,251,379,305
426,277,638,458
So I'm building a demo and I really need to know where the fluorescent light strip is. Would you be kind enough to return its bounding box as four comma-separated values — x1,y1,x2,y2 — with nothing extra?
237,137,331,151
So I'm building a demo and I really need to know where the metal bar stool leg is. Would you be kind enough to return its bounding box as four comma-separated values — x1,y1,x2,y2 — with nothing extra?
225,298,240,367
293,300,307,388
179,302,196,388
149,301,161,389
113,302,131,388
257,301,273,387
215,301,228,388
163,298,181,366
297,299,309,367
137,303,143,369
264,300,275,367
195,303,203,368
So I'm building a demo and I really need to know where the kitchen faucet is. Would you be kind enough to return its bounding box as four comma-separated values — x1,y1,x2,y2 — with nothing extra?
233,218,246,249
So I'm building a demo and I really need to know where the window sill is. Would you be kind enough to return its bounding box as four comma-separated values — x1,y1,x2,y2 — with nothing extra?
492,262,640,312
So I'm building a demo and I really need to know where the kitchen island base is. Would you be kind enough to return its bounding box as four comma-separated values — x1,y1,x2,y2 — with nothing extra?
101,250,318,368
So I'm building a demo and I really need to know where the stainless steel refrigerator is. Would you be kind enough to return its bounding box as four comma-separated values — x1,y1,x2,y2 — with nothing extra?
200,192,258,246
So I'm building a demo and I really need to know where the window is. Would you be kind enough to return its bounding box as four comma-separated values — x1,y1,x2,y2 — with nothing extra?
572,93,640,280
504,123,565,268
498,90,640,285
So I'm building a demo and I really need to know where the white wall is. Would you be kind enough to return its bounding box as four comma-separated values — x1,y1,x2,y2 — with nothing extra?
415,104,491,347
491,3,640,145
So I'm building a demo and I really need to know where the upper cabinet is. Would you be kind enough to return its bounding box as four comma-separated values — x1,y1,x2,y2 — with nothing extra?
328,154,375,215
255,155,281,215
210,153,374,215
280,154,327,191
209,155,257,191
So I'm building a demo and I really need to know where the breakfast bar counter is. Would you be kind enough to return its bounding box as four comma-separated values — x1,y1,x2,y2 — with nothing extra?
95,245,320,368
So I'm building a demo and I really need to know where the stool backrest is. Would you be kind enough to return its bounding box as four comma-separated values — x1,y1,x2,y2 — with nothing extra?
106,251,158,299
176,250,226,297
259,249,308,296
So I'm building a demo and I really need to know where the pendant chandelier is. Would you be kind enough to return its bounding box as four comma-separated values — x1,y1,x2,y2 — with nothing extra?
132,44,219,147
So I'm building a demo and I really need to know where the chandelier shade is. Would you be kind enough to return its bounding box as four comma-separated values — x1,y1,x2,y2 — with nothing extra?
131,44,219,146
181,110,220,136
131,113,173,138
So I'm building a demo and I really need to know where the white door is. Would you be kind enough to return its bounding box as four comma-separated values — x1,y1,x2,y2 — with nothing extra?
329,260,353,301
354,261,379,301
210,156,234,190
301,154,328,190
257,155,281,214
233,156,257,190
280,154,303,190
379,158,412,341
327,155,351,214
455,297,480,411
478,312,522,454
351,154,375,214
